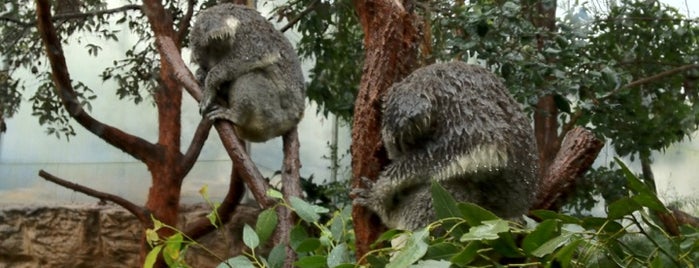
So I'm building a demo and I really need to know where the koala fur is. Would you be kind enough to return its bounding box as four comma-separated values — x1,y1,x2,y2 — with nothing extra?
189,4,305,142
354,61,539,230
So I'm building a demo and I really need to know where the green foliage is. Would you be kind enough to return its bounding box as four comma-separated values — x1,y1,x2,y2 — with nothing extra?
147,163,698,267
352,170,698,267
427,0,698,208
583,0,699,158
275,0,364,121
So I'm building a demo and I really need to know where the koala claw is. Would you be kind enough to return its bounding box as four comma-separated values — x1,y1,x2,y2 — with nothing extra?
199,94,217,115
351,177,375,207
206,106,236,123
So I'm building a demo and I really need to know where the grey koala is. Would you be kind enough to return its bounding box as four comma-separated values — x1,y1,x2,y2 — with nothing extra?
189,4,305,142
354,61,539,230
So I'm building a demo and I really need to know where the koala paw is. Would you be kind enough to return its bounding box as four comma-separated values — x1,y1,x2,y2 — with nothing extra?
351,177,376,207
206,106,237,123
261,51,282,66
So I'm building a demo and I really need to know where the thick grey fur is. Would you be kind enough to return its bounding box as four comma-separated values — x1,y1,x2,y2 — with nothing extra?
354,61,539,230
190,4,305,142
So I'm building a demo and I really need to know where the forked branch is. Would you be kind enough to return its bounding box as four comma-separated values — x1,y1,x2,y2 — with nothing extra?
35,0,160,164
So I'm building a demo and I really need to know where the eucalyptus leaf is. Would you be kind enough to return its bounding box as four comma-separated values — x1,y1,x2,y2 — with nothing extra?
217,256,255,268
242,224,260,250
256,208,278,244
387,228,429,268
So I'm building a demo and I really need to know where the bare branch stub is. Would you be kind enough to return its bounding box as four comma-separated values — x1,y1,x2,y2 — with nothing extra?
533,127,604,211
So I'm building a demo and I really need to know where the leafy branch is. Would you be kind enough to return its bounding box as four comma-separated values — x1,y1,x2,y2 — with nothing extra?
1,4,142,27
599,64,699,101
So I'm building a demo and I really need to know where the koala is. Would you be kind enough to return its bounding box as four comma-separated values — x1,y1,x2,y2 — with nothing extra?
189,4,305,142
354,61,539,230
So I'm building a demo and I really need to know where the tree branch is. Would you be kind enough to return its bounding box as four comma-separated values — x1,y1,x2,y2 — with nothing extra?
275,128,302,265
53,4,142,21
599,64,699,101
279,0,319,33
176,0,195,43
2,4,142,27
38,170,150,225
0,16,31,27
180,118,213,177
35,0,160,164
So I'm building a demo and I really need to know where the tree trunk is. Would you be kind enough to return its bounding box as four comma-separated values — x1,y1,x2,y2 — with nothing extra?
351,0,419,258
535,96,560,177
527,0,560,176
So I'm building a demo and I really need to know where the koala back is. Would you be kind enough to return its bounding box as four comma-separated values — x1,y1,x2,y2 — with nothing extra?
377,61,539,229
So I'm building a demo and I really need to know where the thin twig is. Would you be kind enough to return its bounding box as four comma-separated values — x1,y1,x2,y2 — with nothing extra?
185,166,245,239
53,4,142,20
176,0,196,43
280,0,319,33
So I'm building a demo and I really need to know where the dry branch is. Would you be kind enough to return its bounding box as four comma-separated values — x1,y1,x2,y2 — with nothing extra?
180,118,214,176
600,64,699,101
38,170,150,224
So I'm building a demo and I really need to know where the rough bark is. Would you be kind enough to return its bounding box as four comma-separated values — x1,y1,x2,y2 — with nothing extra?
528,0,560,176
535,96,560,177
351,0,419,258
534,127,604,211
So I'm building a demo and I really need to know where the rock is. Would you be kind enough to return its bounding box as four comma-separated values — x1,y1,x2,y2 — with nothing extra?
0,204,141,268
0,204,261,268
